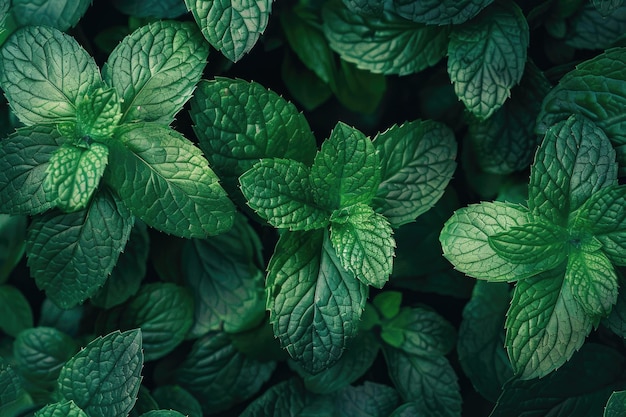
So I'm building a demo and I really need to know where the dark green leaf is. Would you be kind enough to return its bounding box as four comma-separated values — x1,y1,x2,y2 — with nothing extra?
592,0,624,16
12,0,90,31
0,285,32,337
139,411,186,417
392,0,494,25
0,361,29,414
333,59,387,114
151,385,202,417
38,299,83,338
34,401,89,417
605,390,626,417
129,385,159,417
281,52,333,111
240,379,332,417
0,215,26,283
333,382,399,417
567,2,626,49
112,0,187,18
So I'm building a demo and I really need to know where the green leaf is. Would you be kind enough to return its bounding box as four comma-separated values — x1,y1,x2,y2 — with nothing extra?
388,402,429,417
0,125,64,215
0,361,30,414
190,78,317,198
0,26,100,125
151,385,202,417
605,390,626,417
103,21,208,125
281,52,333,111
139,411,186,417
392,0,494,25
505,269,595,379
130,385,159,417
311,122,380,209
174,332,276,414
0,215,26,283
182,217,265,336
0,285,32,337
11,0,90,31
384,347,462,417
34,401,89,417
75,86,122,140
330,203,395,288
342,0,384,15
566,248,618,317
58,329,143,417
112,0,188,18
240,159,330,230
333,382,399,417
593,0,624,16
372,291,403,320
266,229,368,373
26,187,133,309
184,0,272,62
323,0,450,76
44,143,108,212
529,115,617,226
105,123,234,238
332,59,387,114
373,119,457,227
566,2,626,50
240,379,331,417
38,299,84,338
447,0,529,119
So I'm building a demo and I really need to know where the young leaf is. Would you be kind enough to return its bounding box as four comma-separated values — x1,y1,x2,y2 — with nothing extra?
505,269,594,379
105,123,235,238
330,203,395,288
12,0,90,30
0,285,33,337
605,390,626,417
103,21,209,125
26,187,133,309
75,86,122,140
333,382,399,417
0,125,64,215
174,332,276,413
240,159,330,230
34,401,89,417
448,0,529,119
323,0,450,76
184,0,272,62
393,0,494,25
58,329,143,417
0,26,100,125
373,119,457,227
266,229,368,373
0,215,26,283
566,248,618,317
151,385,202,417
310,122,380,209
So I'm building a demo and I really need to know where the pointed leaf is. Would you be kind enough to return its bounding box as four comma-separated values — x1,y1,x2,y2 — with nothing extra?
34,401,89,417
12,0,90,30
0,285,33,337
566,2,626,50
75,86,122,140
605,390,626,417
566,248,618,317
0,361,27,412
392,0,494,25
151,385,202,417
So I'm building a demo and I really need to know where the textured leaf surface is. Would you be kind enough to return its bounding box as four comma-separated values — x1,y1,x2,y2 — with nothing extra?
26,188,133,309
334,382,399,417
0,26,100,125
58,329,143,417
605,390,626,417
139,411,186,417
567,2,626,49
240,159,330,230
592,0,624,16
151,385,202,417
393,0,494,24
105,123,234,238
267,229,368,373
330,203,395,288
323,0,450,76
0,361,25,411
566,248,618,317
240,380,330,417
505,269,594,379
75,86,122,139
184,0,272,62
103,21,208,124
12,0,90,30
35,401,88,417
0,285,33,337
448,0,529,119
373,119,457,227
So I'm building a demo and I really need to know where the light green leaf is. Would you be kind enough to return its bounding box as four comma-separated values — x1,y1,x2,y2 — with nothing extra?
373,119,457,227
267,229,368,373
384,347,462,417
240,159,330,230
505,269,595,379
184,0,272,62
566,248,618,317
112,0,188,18
392,0,494,25
448,0,529,119
0,126,64,215
0,215,26,283
151,386,202,417
103,21,208,125
593,0,624,16
35,401,88,417
12,0,90,30
105,123,234,238
605,390,626,417
58,329,143,417
530,115,617,226
330,203,394,288
567,2,626,49
323,0,450,76
44,143,108,212
75,86,122,140
26,188,133,309
0,285,32,337
240,380,331,417
439,201,544,282
372,291,402,320
174,332,276,414
0,26,100,125
333,382,399,417
190,78,317,198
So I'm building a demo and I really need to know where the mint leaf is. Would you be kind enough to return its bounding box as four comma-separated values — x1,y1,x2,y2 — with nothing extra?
593,0,624,16
330,203,394,288
105,123,234,238
448,0,528,119
131,385,159,417
323,0,450,76
240,159,330,230
151,385,202,417
44,143,108,212
0,215,26,283
75,86,122,140
26,188,133,309
332,59,387,114
566,2,626,50
0,125,63,215
139,411,186,417
372,291,403,320
0,285,33,337
334,382,399,417
267,229,368,373
174,332,276,413
38,299,84,337
342,0,383,15
393,0,494,24
529,115,617,226
12,0,90,30
0,361,28,413
373,119,457,227
190,78,317,198
0,26,100,125
505,269,594,379
240,380,331,417
58,329,143,417
35,401,88,417
112,0,187,18
103,21,208,125
566,248,618,317
184,0,272,62
605,391,626,417
311,122,380,209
